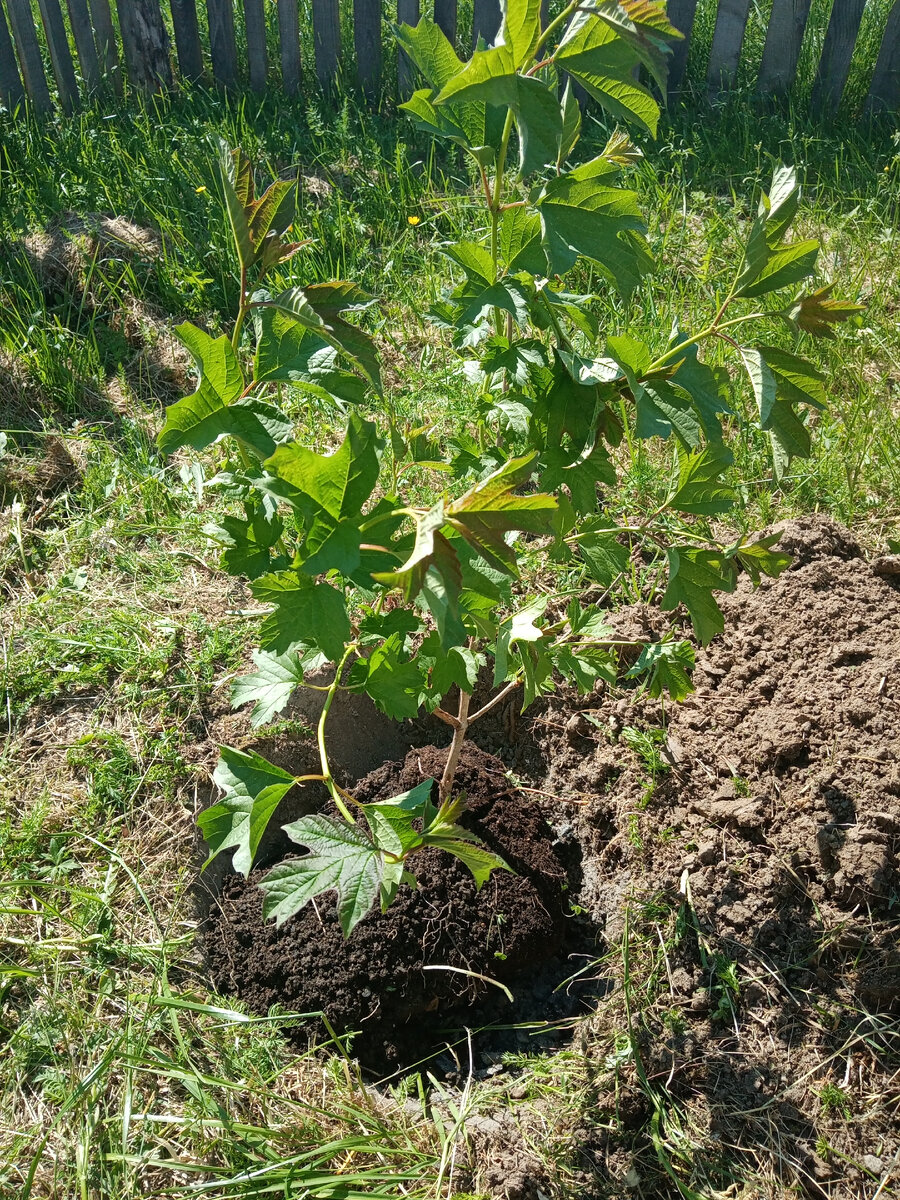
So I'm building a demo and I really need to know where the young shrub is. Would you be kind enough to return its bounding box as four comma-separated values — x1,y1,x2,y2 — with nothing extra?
157,1,861,936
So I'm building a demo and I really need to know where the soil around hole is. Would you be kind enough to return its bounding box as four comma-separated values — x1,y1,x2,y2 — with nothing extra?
204,743,595,1074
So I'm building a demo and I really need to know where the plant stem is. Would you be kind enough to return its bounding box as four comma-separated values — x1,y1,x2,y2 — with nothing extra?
317,645,358,823
534,0,579,57
231,265,248,356
439,689,471,803
489,109,516,284
468,678,520,724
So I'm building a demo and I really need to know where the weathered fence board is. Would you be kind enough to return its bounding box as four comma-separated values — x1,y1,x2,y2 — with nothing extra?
397,0,418,95
867,0,900,113
811,0,866,112
36,0,79,111
666,0,698,95
277,0,301,95
170,0,204,83
707,0,752,91
207,0,238,89
472,0,500,49
87,0,122,93
244,0,268,91
66,0,102,92
757,0,812,96
0,2,24,109
117,0,172,91
5,0,52,110
434,0,456,48
354,0,380,97
312,0,340,90
2,0,899,119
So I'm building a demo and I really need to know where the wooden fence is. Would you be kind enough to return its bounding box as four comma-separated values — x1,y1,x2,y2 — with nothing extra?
1,0,899,118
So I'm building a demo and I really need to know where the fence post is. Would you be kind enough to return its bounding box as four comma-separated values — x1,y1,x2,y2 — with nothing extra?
117,0,173,90
757,0,812,96
244,0,267,92
65,0,101,93
206,0,238,89
277,0,301,95
810,0,865,112
707,0,751,92
397,0,418,95
434,0,456,48
36,0,79,110
354,0,381,98
88,0,123,94
0,2,24,110
5,0,53,111
666,0,697,96
867,0,900,113
170,0,204,83
312,0,340,91
472,0,500,49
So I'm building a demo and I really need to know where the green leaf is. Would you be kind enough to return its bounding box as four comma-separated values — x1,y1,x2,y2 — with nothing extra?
423,835,511,889
158,324,291,457
514,75,564,178
756,346,826,410
231,648,305,728
635,380,703,448
265,413,382,522
668,337,732,441
247,179,296,261
362,778,434,856
554,645,617,692
763,165,800,246
741,346,812,479
443,240,494,284
261,815,381,935
206,499,287,580
252,571,351,661
667,443,735,516
661,547,738,645
735,238,819,299
263,285,380,391
300,518,363,577
731,533,792,584
373,502,463,618
500,207,545,274
200,747,295,875
420,565,468,649
558,80,582,168
537,158,652,296
556,14,662,135
577,526,630,585
433,0,542,106
455,278,531,329
362,633,426,719
218,140,254,270
493,596,547,686
626,638,695,701
394,16,467,89
254,309,367,405
447,453,558,574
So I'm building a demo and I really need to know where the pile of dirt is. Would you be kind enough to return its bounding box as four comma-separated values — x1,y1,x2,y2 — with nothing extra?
497,516,900,1196
201,517,899,1195
204,743,587,1074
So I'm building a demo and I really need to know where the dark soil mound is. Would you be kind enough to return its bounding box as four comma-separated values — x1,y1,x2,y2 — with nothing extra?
204,744,582,1073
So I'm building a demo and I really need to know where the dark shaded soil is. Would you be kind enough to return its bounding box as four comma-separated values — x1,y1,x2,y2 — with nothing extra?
205,743,595,1074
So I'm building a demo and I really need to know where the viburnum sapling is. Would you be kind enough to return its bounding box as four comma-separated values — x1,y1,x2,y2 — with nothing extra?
157,0,862,936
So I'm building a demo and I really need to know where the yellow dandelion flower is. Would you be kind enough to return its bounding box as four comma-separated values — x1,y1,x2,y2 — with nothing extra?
407,214,421,226
196,185,208,194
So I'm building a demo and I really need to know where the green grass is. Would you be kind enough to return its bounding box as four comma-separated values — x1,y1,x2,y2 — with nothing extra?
1,77,899,1198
